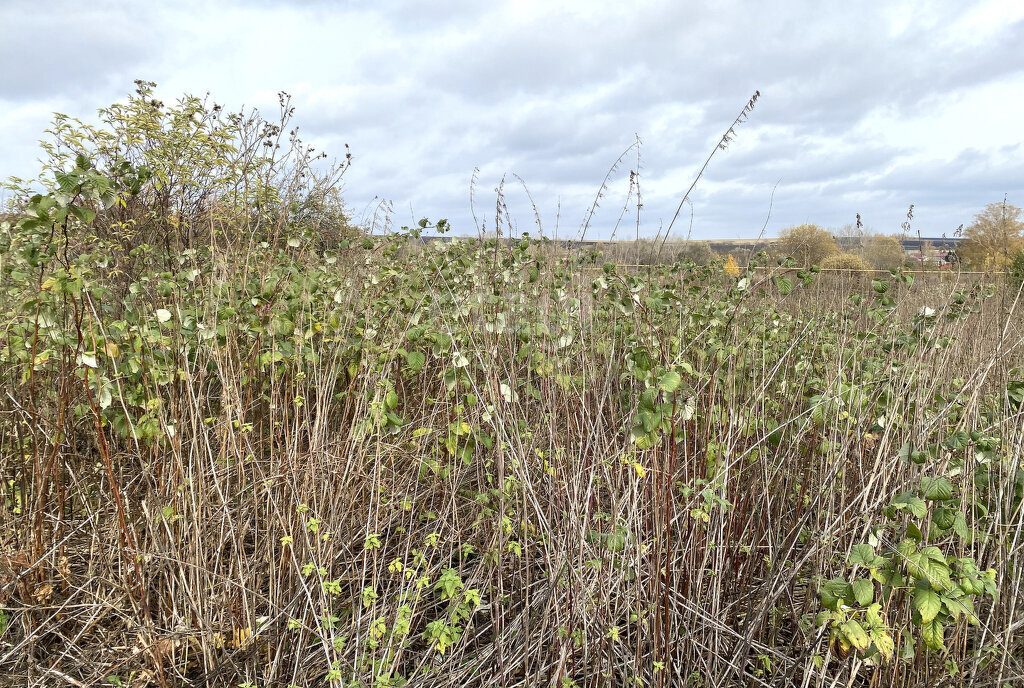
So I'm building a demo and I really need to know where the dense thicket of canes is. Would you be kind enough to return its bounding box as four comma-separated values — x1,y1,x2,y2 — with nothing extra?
1,89,1023,688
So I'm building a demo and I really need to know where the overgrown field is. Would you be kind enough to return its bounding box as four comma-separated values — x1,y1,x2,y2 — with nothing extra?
2,92,1024,687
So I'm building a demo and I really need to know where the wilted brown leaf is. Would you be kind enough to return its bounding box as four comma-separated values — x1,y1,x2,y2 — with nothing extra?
32,582,54,603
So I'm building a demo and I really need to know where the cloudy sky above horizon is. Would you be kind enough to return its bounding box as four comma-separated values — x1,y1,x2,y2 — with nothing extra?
2,0,1023,239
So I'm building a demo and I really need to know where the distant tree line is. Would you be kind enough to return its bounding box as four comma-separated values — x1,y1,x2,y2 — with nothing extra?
399,201,1024,276
641,200,1023,274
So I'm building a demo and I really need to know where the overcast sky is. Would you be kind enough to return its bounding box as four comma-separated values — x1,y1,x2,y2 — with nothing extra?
2,0,1023,239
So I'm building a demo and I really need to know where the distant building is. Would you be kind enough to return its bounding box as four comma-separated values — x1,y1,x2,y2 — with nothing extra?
897,237,962,267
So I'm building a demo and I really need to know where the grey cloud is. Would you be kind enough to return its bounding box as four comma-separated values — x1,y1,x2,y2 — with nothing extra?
3,0,1023,241
0,3,163,100
716,135,902,185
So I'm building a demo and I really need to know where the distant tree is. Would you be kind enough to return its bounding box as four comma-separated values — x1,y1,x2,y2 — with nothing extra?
863,234,905,270
731,247,753,266
777,224,839,267
676,240,715,266
830,223,866,254
821,253,868,272
631,239,663,265
831,223,860,239
959,201,1024,271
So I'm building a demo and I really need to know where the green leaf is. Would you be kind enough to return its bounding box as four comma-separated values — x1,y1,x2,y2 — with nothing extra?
588,527,627,552
872,279,890,294
69,204,96,224
944,431,970,450
54,171,79,193
849,544,875,566
634,432,656,450
932,507,956,531
905,521,923,542
1008,379,1024,411
898,441,913,462
891,492,927,519
959,575,982,596
921,618,944,651
638,388,657,413
775,275,793,295
952,512,970,540
921,476,954,501
853,579,874,606
896,539,917,559
818,586,840,612
155,308,172,323
270,317,294,336
100,189,118,209
658,370,682,393
819,578,853,611
906,551,952,591
949,595,979,625
406,351,426,372
811,401,825,427
944,593,964,621
982,572,997,598
913,584,942,623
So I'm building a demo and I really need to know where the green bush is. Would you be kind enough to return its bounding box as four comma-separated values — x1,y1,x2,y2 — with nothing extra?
1009,248,1024,292
4,80,356,284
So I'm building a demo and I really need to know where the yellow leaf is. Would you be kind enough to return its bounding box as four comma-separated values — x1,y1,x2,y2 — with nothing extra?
840,619,870,651
724,254,740,276
870,628,895,661
230,626,255,648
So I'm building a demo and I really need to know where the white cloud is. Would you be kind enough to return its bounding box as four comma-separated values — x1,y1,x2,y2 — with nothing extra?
2,0,1022,238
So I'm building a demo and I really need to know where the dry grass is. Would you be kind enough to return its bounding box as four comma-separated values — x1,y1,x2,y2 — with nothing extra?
2,237,1022,688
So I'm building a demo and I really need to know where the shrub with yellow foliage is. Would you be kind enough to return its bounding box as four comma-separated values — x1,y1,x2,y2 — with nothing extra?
821,252,869,272
777,223,839,267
